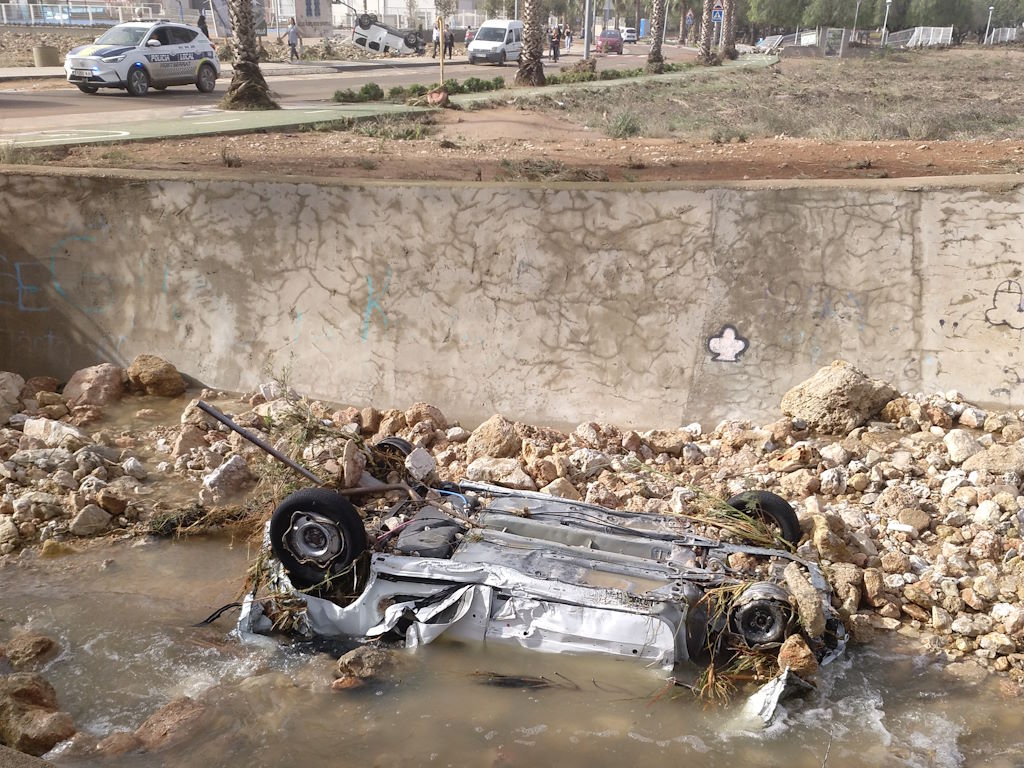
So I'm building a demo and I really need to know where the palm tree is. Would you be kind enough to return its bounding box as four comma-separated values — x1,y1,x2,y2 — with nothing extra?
220,0,278,109
722,0,737,58
515,0,545,85
696,0,714,63
646,0,666,72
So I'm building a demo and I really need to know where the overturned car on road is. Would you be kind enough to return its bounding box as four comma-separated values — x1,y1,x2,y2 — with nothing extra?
229,430,845,711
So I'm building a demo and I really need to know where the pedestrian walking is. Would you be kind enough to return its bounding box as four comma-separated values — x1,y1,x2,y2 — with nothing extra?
284,17,302,62
564,26,572,52
549,25,561,61
443,24,454,59
432,25,440,57
197,9,209,38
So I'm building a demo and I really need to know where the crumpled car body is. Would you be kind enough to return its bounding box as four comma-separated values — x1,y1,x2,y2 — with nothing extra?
238,481,845,677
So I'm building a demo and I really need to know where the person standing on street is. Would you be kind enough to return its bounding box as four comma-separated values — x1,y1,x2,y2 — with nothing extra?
550,24,561,61
443,24,454,59
432,24,440,57
564,26,572,52
285,17,302,62
197,9,209,38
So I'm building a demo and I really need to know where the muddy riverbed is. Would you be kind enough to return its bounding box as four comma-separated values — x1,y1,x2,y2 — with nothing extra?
0,536,1021,767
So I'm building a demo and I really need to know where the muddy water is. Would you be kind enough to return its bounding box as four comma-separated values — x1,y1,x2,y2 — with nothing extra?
2,538,1023,768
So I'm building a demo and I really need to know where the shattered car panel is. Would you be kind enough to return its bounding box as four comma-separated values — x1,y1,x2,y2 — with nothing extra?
238,481,846,675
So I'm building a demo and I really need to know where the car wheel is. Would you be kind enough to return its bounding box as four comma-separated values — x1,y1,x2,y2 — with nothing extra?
357,13,372,29
76,83,99,94
404,31,418,47
153,85,167,91
374,436,414,459
125,66,149,96
725,491,802,546
195,62,216,93
498,50,506,66
269,488,368,593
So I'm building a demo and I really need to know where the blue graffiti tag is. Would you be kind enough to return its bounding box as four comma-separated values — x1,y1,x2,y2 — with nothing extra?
361,265,391,340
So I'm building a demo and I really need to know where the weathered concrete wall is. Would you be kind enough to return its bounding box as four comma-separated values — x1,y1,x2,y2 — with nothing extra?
1,168,1022,428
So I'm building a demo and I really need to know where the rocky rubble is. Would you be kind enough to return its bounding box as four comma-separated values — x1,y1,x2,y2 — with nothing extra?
5,356,1024,699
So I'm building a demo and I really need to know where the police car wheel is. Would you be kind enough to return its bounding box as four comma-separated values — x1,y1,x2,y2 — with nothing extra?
196,63,217,93
404,31,418,47
125,67,149,96
76,83,99,94
357,13,372,29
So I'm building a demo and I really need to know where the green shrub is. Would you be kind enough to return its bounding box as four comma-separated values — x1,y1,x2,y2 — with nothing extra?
406,83,429,97
442,78,466,94
388,85,407,99
605,111,643,138
358,82,384,100
491,76,505,90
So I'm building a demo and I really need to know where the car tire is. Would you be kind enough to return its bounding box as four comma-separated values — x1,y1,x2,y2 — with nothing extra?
357,13,372,29
404,31,418,47
725,491,802,546
76,83,99,94
374,436,414,458
125,66,149,96
498,50,506,66
269,488,368,592
195,62,217,93
153,84,167,91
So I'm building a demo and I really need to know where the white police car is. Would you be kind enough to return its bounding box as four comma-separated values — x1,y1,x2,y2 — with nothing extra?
65,20,220,96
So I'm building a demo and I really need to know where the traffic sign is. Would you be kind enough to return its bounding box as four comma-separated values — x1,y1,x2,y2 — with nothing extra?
711,8,723,21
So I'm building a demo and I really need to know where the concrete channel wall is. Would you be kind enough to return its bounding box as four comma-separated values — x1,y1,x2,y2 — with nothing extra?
1,168,1023,428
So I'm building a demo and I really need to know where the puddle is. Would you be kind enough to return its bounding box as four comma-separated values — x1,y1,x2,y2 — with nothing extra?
1,537,1022,767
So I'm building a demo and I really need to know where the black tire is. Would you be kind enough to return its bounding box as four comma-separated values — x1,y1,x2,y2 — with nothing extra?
726,491,801,546
374,436,414,458
153,84,167,91
125,67,149,96
357,13,372,29
76,83,99,93
195,62,217,93
369,13,378,23
404,31,418,47
498,50,506,66
269,488,368,592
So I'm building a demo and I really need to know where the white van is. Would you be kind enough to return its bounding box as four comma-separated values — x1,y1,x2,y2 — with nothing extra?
467,19,523,65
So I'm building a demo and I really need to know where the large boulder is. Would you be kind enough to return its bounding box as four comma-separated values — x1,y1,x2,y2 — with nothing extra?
22,418,91,451
780,361,898,435
69,505,112,536
962,444,1024,476
126,355,186,398
62,364,124,407
465,457,537,490
0,372,25,425
200,455,253,503
0,673,75,756
465,415,520,461
4,634,58,669
133,697,205,751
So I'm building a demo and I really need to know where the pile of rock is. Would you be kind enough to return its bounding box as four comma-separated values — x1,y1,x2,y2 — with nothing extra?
0,632,74,756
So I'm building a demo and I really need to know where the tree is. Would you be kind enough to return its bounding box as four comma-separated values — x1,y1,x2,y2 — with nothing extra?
220,0,277,110
748,0,805,28
722,0,737,56
516,0,546,85
406,0,419,27
435,0,457,23
647,0,666,69
696,0,715,60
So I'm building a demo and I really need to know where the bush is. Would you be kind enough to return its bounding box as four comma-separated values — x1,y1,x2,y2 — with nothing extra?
358,82,384,101
605,111,643,138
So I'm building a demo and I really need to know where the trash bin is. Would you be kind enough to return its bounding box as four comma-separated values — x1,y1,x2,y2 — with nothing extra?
32,45,61,67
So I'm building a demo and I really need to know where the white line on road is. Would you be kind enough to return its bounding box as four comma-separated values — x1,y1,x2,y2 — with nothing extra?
192,118,241,125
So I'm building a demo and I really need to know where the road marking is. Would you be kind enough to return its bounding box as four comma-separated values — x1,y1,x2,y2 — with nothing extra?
3,128,131,145
192,118,240,125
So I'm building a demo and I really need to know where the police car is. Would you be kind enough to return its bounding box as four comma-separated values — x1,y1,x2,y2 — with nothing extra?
65,20,220,96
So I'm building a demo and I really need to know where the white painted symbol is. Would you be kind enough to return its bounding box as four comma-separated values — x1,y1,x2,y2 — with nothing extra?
986,279,1024,330
707,325,749,362
3,129,130,146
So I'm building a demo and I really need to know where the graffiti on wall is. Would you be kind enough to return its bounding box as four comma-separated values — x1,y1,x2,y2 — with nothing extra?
707,325,748,362
985,280,1024,330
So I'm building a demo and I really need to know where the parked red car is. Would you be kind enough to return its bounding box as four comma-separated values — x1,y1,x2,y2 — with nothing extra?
595,28,623,53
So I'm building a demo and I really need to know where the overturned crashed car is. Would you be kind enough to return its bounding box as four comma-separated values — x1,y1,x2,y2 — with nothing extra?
237,443,845,692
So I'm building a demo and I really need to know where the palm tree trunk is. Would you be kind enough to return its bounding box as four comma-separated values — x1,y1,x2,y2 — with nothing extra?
515,0,545,85
646,0,665,71
697,0,714,63
722,0,737,58
221,0,278,109
679,3,686,44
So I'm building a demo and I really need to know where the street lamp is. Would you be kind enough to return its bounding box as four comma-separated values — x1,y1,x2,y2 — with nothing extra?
881,0,891,46
984,5,994,44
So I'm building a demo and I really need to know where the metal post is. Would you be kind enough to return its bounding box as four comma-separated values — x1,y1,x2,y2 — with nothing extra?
514,0,517,18
583,0,591,57
881,0,891,46
984,5,993,44
2,5,7,24
852,0,861,41
794,24,799,44
437,15,444,81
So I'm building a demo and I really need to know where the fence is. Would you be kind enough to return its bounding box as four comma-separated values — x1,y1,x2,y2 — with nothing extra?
884,26,952,47
0,0,164,25
987,27,1019,44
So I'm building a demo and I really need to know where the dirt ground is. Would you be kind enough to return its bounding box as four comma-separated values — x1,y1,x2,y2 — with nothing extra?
17,47,1024,182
